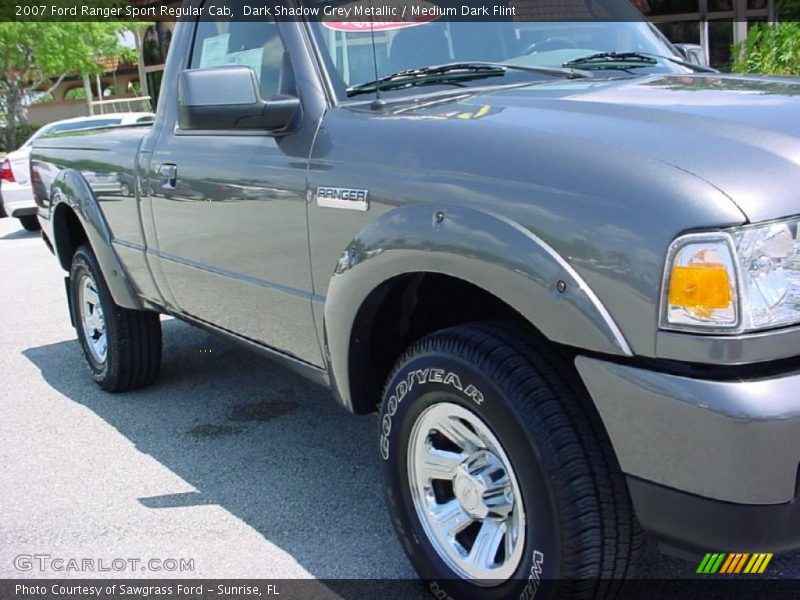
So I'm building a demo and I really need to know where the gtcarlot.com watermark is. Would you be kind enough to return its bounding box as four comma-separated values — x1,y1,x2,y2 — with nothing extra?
14,554,194,573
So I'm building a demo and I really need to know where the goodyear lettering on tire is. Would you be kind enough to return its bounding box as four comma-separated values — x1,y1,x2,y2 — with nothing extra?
380,368,484,460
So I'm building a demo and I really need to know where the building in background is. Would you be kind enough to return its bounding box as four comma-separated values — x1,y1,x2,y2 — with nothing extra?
27,0,176,125
136,0,781,106
137,19,175,111
640,0,777,68
27,56,149,126
27,0,782,125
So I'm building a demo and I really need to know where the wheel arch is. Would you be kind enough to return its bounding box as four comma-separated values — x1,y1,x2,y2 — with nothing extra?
323,202,632,414
50,169,142,310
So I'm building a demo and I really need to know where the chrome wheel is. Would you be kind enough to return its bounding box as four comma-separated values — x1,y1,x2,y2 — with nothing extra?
78,273,107,364
407,402,526,585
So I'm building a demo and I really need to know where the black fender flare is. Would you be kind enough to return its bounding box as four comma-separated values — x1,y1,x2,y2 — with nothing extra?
50,168,142,310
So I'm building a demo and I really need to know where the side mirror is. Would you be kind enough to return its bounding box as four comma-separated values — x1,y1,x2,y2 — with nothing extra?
674,43,708,68
177,66,301,133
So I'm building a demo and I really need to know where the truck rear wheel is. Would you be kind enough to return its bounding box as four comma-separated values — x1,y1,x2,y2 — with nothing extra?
69,244,162,392
379,321,643,599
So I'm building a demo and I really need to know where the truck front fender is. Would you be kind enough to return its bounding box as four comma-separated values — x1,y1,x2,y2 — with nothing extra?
51,169,142,310
324,202,632,410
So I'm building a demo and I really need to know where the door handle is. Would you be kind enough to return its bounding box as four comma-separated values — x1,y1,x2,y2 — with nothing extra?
158,163,177,189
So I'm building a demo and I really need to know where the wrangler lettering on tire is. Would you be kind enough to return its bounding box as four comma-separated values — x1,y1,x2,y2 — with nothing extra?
379,321,643,599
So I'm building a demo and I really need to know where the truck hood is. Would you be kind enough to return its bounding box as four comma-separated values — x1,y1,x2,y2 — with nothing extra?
404,74,800,223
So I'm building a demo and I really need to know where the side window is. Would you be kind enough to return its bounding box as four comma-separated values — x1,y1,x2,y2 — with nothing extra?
190,12,286,100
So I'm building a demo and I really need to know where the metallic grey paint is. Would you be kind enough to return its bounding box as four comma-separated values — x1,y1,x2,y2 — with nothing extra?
576,355,800,505
321,202,634,410
34,128,148,311
29,16,800,510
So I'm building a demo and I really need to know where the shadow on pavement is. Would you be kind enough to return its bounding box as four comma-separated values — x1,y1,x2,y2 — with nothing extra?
0,227,39,240
22,318,424,590
27,319,797,589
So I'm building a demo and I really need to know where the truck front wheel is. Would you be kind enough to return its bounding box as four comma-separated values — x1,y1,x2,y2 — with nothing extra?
69,244,162,392
379,322,643,599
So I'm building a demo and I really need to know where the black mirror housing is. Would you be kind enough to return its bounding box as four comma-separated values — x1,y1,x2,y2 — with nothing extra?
177,66,301,133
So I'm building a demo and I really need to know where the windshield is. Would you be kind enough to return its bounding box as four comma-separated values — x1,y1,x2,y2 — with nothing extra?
312,20,687,98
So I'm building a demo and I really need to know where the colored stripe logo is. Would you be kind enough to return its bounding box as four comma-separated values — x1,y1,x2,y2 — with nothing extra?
697,553,773,574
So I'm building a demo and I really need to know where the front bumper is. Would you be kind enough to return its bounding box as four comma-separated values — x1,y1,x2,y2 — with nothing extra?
627,476,800,553
576,356,800,551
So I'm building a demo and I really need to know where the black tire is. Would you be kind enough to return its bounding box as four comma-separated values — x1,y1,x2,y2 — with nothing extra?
19,214,41,231
379,321,643,600
70,244,162,392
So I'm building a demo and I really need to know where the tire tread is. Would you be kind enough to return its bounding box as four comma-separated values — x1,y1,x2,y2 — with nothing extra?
385,320,644,598
71,244,161,393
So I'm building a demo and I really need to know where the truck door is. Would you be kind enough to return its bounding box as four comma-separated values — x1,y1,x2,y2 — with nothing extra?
148,13,323,366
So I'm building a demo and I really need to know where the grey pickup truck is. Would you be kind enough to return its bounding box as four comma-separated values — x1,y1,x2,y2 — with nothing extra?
31,1,800,597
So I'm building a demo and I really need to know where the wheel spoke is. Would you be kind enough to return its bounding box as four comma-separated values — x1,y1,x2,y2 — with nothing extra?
96,334,107,358
89,310,101,333
468,520,505,570
437,416,485,451
78,274,108,364
421,448,463,481
431,499,473,539
408,403,525,583
85,285,99,306
83,303,94,326
505,520,517,564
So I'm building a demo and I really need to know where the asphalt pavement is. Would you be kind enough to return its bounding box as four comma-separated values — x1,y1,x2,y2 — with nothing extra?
1,216,798,591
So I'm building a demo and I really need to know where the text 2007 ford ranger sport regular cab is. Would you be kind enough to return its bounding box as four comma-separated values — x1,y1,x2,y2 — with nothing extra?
31,2,800,597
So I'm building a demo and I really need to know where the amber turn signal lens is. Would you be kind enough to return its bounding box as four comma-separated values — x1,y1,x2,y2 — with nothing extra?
668,264,732,310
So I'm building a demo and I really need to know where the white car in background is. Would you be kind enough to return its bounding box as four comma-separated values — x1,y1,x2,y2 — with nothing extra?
0,112,154,231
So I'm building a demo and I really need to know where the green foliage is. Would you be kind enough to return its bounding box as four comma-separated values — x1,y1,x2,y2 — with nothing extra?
0,21,136,86
732,22,800,76
65,87,88,101
0,19,139,147
0,124,39,153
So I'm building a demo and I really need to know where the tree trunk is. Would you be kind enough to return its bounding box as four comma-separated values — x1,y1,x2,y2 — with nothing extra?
2,76,56,152
84,76,94,116
3,87,21,152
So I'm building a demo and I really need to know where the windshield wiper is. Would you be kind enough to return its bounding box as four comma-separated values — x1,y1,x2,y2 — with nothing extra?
563,52,659,70
346,61,588,98
564,51,718,74
637,52,718,73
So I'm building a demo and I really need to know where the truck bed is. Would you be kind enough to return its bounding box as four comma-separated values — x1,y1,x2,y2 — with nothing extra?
32,124,151,257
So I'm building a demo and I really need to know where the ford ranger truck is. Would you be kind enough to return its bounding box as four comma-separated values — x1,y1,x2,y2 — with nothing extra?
30,2,800,598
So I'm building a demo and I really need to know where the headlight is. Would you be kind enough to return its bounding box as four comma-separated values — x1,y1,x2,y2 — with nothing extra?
735,221,799,329
662,218,800,333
